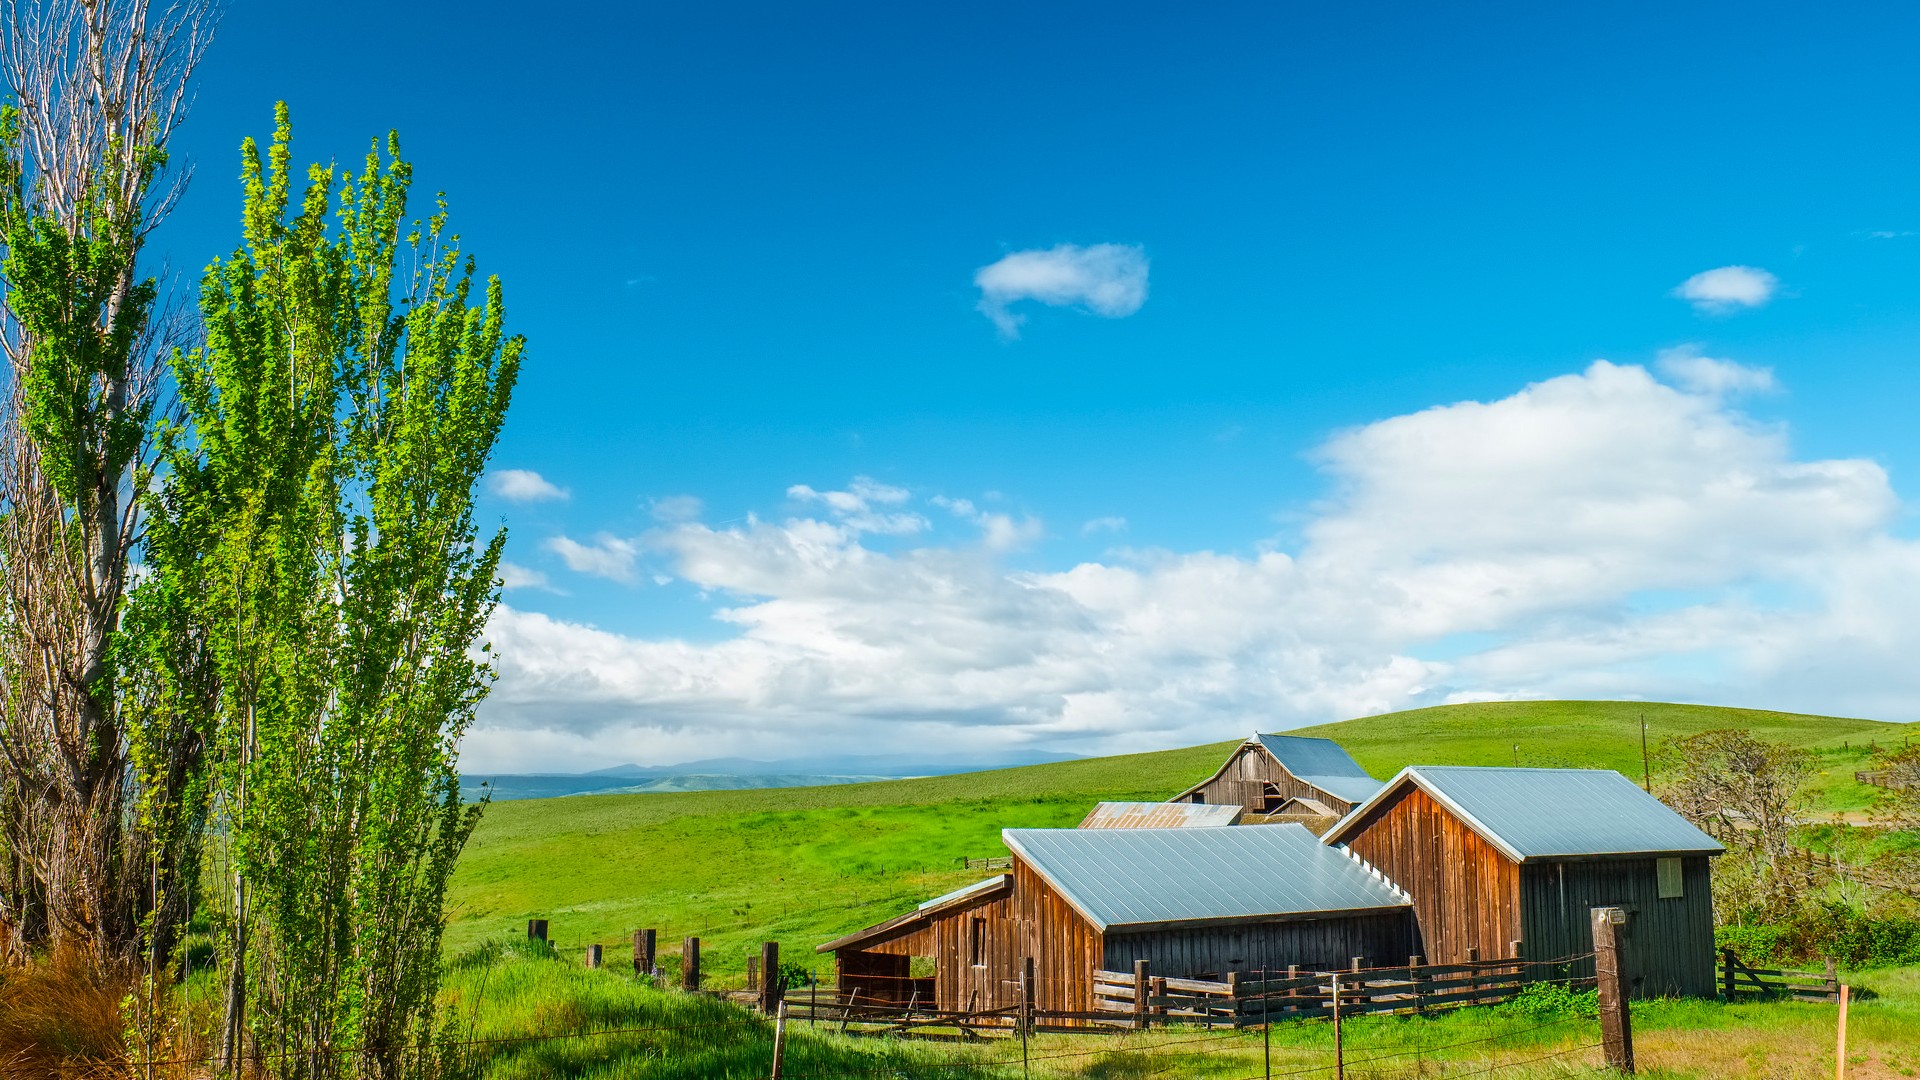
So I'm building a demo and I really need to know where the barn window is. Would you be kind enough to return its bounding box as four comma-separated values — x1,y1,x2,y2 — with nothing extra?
970,917,985,966
1657,857,1683,899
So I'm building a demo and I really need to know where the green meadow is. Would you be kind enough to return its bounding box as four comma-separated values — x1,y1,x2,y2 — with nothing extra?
448,700,1908,978
443,938,1920,1079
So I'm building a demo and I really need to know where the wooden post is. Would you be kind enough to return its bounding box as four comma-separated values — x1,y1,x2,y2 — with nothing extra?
635,929,656,976
526,919,548,944
1721,948,1735,999
1022,955,1037,1035
1826,959,1839,1002
1150,976,1166,1020
770,1000,788,1080
682,936,701,992
1133,959,1149,1031
1592,907,1635,1074
746,956,759,993
1836,983,1850,1080
760,942,781,1015
1222,971,1241,1031
585,944,602,969
1019,956,1032,1077
1409,955,1425,1015
1331,972,1344,1080
1350,956,1363,973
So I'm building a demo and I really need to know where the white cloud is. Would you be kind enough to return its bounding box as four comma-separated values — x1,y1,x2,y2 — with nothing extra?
489,469,569,502
789,477,928,535
1655,346,1776,396
933,494,1043,552
1671,265,1778,314
650,494,705,522
545,534,641,583
974,243,1149,338
498,561,558,592
1082,516,1128,535
468,361,1917,772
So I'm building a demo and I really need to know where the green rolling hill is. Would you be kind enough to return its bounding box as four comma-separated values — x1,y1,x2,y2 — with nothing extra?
447,700,1908,980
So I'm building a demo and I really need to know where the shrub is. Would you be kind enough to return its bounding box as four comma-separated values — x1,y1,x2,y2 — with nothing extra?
1498,981,1598,1022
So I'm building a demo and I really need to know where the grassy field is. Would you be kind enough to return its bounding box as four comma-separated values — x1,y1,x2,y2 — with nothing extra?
443,940,1920,1079
448,700,1910,977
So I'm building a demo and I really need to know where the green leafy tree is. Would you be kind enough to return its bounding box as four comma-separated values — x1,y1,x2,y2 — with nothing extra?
143,106,520,1078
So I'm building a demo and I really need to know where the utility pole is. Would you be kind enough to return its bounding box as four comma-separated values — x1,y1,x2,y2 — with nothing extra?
1641,714,1652,793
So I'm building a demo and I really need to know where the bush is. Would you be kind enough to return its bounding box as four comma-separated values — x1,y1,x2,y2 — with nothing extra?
1718,904,1920,968
1498,982,1598,1022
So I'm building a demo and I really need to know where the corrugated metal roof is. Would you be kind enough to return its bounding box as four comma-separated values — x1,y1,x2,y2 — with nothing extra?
818,874,1012,953
1002,824,1409,932
1325,766,1725,862
1080,801,1244,829
1255,735,1384,805
917,875,1011,911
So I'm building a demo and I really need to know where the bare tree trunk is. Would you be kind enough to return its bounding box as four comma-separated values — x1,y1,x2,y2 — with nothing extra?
0,0,217,966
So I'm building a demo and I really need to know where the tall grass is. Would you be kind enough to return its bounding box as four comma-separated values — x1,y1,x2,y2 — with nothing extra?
0,950,125,1080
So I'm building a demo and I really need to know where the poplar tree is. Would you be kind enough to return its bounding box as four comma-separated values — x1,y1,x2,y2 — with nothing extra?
144,106,520,1078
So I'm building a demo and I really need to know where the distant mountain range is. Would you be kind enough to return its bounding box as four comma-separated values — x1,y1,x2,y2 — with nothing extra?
468,749,1083,802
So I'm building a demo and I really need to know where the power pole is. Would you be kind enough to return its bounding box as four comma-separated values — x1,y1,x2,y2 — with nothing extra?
1641,714,1652,793
1591,907,1636,1074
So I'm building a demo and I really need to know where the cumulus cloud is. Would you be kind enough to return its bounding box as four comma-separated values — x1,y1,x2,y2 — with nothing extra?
468,361,1916,772
789,477,928,535
498,561,558,592
650,495,705,522
488,469,569,502
1672,265,1778,314
1082,516,1128,535
545,534,641,583
1655,346,1776,396
974,243,1149,338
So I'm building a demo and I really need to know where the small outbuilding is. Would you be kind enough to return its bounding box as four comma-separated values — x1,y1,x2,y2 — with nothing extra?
1322,766,1725,997
1173,734,1384,827
817,824,1415,1015
1078,801,1244,828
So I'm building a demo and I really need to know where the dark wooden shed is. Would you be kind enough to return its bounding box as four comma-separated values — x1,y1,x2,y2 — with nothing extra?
1322,766,1725,998
1173,734,1384,828
817,824,1416,1016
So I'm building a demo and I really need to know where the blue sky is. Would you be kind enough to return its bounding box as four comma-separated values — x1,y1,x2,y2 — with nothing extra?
153,2,1920,769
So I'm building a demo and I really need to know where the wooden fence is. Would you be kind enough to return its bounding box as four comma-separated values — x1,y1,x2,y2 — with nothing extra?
769,955,1569,1036
1090,956,1545,1028
957,856,1013,871
1856,768,1916,791
1718,950,1841,1003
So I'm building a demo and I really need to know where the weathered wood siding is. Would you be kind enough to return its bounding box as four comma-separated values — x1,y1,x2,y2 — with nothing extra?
1337,784,1522,963
1518,856,1716,998
1007,859,1104,1013
1183,743,1360,816
1103,911,1416,977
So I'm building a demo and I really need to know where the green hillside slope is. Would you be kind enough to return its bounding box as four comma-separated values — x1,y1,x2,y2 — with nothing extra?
448,700,1907,978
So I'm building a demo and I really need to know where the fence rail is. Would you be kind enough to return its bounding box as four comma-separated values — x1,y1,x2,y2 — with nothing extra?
957,855,1013,871
1091,955,1547,1028
1718,950,1840,1003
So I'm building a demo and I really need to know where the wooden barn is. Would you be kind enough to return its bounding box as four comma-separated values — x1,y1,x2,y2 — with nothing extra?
816,824,1415,1015
1173,734,1384,828
1322,766,1725,998
1078,801,1243,828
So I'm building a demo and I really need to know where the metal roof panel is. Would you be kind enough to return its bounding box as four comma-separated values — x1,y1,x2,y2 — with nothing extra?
1002,824,1409,932
1080,801,1244,828
1327,766,1724,861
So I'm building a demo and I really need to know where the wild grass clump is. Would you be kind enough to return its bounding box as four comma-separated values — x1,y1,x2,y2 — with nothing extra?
0,950,125,1080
